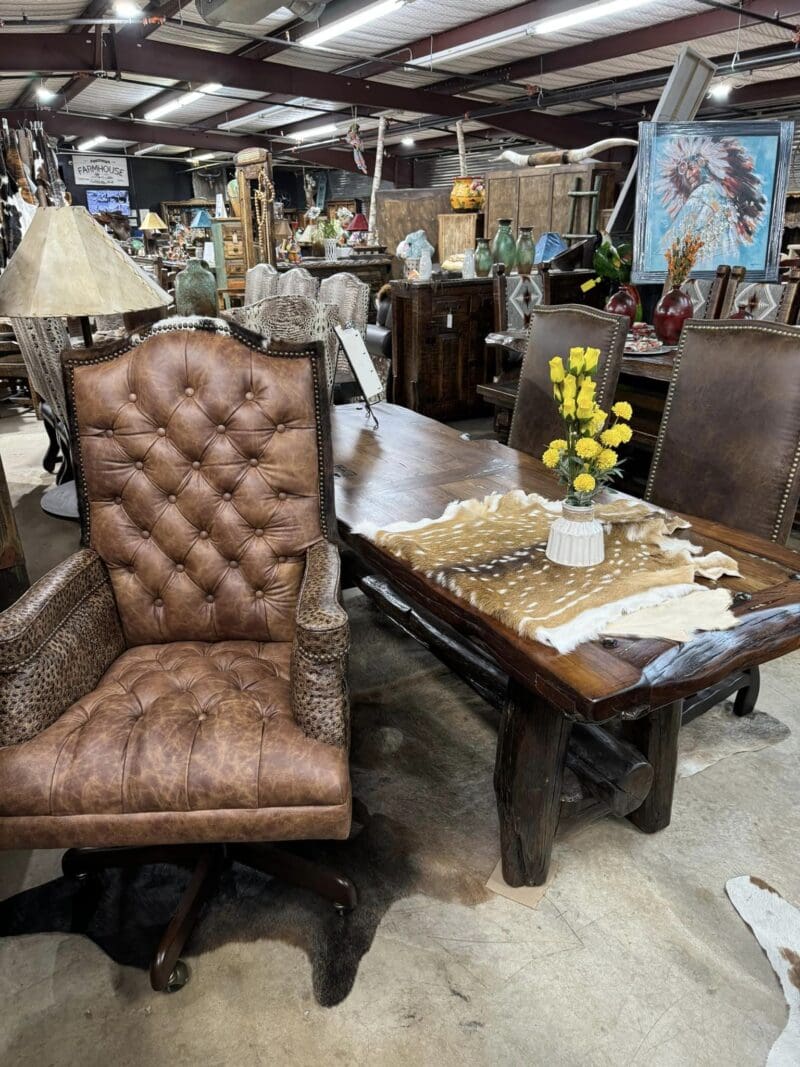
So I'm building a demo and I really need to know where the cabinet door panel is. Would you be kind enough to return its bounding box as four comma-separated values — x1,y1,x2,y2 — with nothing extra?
517,173,554,233
485,177,519,234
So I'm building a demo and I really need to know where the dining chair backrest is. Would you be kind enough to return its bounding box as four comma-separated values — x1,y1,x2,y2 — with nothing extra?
319,272,370,336
10,316,71,426
493,268,546,333
661,266,732,319
730,268,800,325
244,262,279,304
277,267,319,299
508,304,626,460
645,319,800,542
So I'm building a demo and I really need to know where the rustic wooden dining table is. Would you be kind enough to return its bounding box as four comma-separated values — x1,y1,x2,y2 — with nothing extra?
330,402,800,886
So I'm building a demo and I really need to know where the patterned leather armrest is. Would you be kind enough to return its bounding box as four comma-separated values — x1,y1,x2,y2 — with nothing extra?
0,549,125,746
291,540,350,748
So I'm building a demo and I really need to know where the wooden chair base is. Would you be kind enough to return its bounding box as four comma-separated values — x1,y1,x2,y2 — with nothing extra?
61,842,358,992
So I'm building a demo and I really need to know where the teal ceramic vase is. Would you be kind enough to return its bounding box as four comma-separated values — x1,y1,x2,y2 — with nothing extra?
474,238,493,277
175,258,217,317
516,226,534,275
491,218,517,271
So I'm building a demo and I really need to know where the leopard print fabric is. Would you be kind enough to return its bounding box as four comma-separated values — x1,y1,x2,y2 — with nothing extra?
291,540,350,748
0,549,125,746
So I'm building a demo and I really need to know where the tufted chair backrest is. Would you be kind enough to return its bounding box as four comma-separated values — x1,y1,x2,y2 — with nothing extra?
64,320,334,647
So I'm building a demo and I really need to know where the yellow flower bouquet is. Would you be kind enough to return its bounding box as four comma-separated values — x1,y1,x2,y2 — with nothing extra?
542,346,633,506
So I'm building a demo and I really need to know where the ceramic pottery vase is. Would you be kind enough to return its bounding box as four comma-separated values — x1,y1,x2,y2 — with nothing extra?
516,226,535,275
491,219,517,271
474,238,493,277
545,501,605,567
450,176,484,212
175,258,217,318
605,283,640,329
653,286,693,346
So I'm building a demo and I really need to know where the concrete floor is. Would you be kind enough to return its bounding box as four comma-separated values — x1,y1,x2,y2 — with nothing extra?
1,408,798,1066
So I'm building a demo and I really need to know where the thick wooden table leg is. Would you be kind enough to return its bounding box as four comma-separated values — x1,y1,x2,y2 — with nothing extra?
621,700,683,833
494,680,573,887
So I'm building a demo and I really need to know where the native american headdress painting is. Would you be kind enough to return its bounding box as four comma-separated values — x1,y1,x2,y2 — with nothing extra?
655,135,766,243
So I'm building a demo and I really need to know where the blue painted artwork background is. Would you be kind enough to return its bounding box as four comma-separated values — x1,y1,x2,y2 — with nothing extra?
642,133,779,273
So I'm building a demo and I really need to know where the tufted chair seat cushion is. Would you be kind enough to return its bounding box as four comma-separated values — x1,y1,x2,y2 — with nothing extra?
0,641,350,848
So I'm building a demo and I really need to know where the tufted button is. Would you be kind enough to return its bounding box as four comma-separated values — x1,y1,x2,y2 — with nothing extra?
185,387,194,397
199,530,209,540
245,391,254,401
128,392,137,402
114,496,122,505
217,424,226,434
205,594,215,603
276,423,286,433
197,713,206,722
154,598,164,607
192,460,201,470
278,491,287,501
249,457,258,467
222,492,232,501
254,528,264,537
229,560,239,568
142,530,150,539
175,563,185,573
255,590,264,599
157,427,166,437
168,494,177,504
135,461,144,470
104,428,113,438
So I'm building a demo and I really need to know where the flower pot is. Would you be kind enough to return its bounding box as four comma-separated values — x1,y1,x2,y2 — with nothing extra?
474,238,493,277
516,226,535,275
653,286,693,346
450,175,484,212
605,283,640,329
324,238,338,262
545,501,605,567
491,219,517,271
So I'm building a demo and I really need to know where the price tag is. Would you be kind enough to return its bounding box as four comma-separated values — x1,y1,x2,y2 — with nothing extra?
446,311,453,328
580,277,601,293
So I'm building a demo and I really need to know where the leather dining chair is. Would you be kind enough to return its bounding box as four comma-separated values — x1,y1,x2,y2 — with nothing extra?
0,318,354,992
508,303,627,459
646,318,800,719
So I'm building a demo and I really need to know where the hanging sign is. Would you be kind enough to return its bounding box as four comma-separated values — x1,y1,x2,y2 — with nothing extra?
73,154,129,187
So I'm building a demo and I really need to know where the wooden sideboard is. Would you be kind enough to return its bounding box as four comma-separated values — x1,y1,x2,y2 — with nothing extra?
391,276,494,421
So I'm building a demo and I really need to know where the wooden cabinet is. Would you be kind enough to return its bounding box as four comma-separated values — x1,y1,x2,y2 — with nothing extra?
211,218,246,305
390,277,495,421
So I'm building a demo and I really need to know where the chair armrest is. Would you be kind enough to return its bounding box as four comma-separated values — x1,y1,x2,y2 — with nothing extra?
0,549,125,746
291,540,350,748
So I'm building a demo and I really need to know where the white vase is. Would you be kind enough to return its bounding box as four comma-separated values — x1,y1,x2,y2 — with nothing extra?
545,501,605,567
324,238,338,262
419,249,433,280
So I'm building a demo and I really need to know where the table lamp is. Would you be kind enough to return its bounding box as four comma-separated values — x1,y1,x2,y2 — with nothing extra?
190,208,213,229
141,210,167,253
347,212,369,247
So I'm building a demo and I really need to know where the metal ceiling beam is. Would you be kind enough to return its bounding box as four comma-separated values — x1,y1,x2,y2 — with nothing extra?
0,31,603,147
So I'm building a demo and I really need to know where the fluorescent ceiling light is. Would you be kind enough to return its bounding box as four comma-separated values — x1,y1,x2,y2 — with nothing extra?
402,136,415,146
134,144,162,155
77,135,107,152
145,82,222,122
708,81,732,100
411,25,529,66
190,153,215,162
36,84,56,102
288,123,338,141
114,0,140,16
530,0,659,35
301,0,404,48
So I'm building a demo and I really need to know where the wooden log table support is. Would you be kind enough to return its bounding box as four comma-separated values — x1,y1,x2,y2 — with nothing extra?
331,403,800,886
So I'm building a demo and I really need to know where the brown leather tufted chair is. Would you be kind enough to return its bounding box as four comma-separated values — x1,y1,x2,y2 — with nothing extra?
0,319,354,991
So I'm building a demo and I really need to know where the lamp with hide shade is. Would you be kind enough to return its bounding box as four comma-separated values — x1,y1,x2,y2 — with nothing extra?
347,212,369,247
140,209,167,253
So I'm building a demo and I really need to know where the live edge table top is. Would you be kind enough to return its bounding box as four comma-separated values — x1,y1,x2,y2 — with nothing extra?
330,403,800,724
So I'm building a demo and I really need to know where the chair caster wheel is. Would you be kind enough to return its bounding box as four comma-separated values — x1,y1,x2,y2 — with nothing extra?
163,961,190,993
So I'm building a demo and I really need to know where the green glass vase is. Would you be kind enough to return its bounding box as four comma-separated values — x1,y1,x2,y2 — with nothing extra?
474,238,493,277
175,258,217,317
491,218,517,271
516,226,534,275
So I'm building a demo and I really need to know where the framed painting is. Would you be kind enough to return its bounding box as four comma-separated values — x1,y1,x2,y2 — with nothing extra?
632,120,794,283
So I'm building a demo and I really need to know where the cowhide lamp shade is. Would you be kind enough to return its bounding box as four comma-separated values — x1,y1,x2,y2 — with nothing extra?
0,206,171,317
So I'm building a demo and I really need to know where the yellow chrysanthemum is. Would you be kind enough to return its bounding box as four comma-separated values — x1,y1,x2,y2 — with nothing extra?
583,347,600,373
611,400,632,420
575,438,601,460
596,448,618,471
573,472,596,494
589,409,608,434
549,439,568,451
549,356,566,383
542,448,560,469
568,347,585,374
601,426,624,447
616,423,633,443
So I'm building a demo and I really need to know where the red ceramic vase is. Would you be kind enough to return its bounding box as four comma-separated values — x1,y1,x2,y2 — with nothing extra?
605,283,640,329
653,286,693,346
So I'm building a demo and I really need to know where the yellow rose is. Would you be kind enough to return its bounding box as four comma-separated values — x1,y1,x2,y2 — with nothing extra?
562,373,577,399
542,448,560,469
590,409,608,434
583,347,600,373
561,397,576,418
569,347,585,374
576,405,595,422
573,472,596,494
549,439,568,451
616,423,633,443
596,448,618,471
549,356,566,383
611,401,632,420
575,438,601,459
